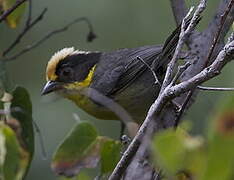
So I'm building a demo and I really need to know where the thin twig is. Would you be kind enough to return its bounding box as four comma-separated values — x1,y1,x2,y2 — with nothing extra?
2,17,95,62
160,7,195,91
32,120,47,160
171,62,193,128
227,33,234,44
185,0,206,34
2,8,48,56
207,0,234,43
80,88,133,125
171,39,234,97
26,0,32,27
197,86,234,91
204,0,234,67
0,0,28,23
136,56,160,84
171,62,191,86
174,90,194,127
166,0,206,88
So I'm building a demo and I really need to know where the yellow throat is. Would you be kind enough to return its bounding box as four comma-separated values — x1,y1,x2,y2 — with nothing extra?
64,65,96,90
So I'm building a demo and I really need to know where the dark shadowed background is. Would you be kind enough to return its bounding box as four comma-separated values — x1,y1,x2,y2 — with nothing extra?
1,0,233,179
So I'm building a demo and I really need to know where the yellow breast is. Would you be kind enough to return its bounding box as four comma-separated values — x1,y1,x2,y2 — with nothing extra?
61,65,118,120
65,92,118,120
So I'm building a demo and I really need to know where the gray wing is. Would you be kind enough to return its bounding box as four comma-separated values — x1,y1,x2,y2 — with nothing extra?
90,45,163,96
108,46,163,95
89,17,200,98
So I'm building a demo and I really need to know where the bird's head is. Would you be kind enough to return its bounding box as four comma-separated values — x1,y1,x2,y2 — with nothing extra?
41,47,101,95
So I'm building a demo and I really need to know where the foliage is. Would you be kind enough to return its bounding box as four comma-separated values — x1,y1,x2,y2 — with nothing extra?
0,1,33,179
0,1,122,179
52,121,122,178
0,0,26,28
0,123,21,180
152,94,234,180
0,87,34,180
11,87,34,158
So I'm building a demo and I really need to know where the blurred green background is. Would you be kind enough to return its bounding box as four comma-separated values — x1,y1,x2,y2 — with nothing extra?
0,0,233,179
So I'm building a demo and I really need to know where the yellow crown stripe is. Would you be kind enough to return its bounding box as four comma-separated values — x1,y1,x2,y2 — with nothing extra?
46,47,77,81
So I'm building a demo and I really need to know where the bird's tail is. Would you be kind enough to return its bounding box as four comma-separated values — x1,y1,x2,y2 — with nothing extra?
155,16,202,69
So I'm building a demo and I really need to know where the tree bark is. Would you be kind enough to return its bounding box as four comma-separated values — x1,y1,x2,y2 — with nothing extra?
120,0,234,179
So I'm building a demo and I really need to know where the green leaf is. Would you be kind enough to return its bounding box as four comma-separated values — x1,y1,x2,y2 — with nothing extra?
52,121,122,178
10,86,34,178
201,134,234,180
152,128,188,175
2,0,26,28
0,123,21,180
11,86,34,155
152,92,234,180
52,122,99,177
204,94,234,180
100,140,121,175
0,127,6,178
152,128,203,176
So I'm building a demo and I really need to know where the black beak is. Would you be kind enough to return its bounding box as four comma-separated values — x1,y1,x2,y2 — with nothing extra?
41,81,63,95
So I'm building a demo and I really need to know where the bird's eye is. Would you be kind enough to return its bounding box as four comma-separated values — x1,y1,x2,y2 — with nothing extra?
60,67,73,78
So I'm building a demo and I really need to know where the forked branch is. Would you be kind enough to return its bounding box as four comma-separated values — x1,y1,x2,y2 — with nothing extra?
109,0,234,179
109,1,207,179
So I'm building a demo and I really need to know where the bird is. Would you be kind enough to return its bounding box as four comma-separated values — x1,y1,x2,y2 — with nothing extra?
41,22,191,136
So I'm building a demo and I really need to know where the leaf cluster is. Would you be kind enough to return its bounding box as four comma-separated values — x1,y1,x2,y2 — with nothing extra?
152,95,234,180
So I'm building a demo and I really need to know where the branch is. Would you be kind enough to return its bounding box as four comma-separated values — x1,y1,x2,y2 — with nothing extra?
169,0,187,25
109,2,206,179
136,56,160,84
206,0,234,42
109,93,168,180
174,1,234,129
204,0,234,67
119,24,234,180
0,0,27,23
26,0,32,26
171,40,234,97
2,8,48,56
32,120,47,160
197,86,234,91
174,90,193,127
111,0,234,178
122,1,233,178
2,17,96,62
160,7,194,91
161,1,205,91
171,62,191,86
